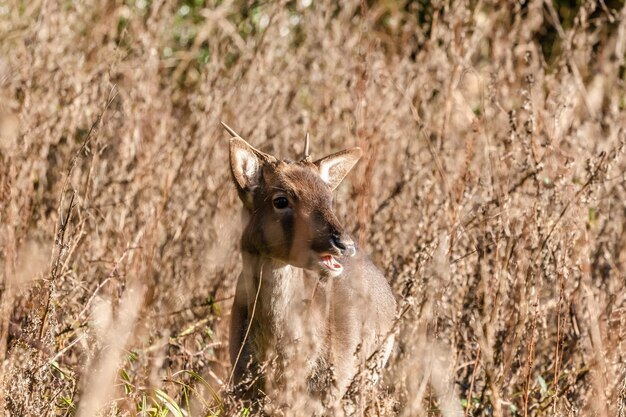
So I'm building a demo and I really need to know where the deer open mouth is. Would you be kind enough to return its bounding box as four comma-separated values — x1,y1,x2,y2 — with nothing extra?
320,254,343,273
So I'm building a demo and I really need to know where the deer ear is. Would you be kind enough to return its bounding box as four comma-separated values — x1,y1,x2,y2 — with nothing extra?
229,138,274,207
314,148,362,191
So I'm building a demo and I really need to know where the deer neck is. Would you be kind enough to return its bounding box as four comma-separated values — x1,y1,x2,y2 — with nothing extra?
241,251,308,339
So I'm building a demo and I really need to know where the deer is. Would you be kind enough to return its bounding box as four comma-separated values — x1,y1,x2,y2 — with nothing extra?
223,122,396,411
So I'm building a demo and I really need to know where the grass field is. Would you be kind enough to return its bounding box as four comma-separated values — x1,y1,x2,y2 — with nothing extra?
1,0,626,415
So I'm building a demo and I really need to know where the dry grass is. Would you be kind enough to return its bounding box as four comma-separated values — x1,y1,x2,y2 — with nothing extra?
1,0,626,415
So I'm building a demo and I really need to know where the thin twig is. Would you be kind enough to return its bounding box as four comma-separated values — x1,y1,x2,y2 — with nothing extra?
39,87,118,343
540,152,606,251
228,264,263,388
464,347,481,417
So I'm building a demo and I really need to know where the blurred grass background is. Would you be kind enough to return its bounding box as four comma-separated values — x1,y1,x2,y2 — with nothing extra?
1,0,626,415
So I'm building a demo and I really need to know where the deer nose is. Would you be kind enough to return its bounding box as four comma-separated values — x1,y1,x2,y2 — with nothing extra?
330,234,356,257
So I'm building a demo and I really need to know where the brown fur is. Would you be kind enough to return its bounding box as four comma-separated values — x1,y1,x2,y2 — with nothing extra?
227,133,396,409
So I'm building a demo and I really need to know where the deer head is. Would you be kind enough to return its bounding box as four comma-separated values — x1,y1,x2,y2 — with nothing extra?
224,122,361,276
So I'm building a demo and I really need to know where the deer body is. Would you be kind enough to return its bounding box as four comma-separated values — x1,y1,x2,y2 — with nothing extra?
225,124,396,405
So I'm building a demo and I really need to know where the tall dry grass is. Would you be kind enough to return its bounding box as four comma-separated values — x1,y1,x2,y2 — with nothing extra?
1,0,626,415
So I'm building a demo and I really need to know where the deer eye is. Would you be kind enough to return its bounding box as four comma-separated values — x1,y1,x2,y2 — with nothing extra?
273,196,289,209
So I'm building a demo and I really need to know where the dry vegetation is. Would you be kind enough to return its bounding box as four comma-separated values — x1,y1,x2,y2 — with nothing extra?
1,0,626,415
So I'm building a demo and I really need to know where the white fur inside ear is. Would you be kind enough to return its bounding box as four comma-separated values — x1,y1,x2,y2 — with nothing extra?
318,159,341,184
237,148,258,181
